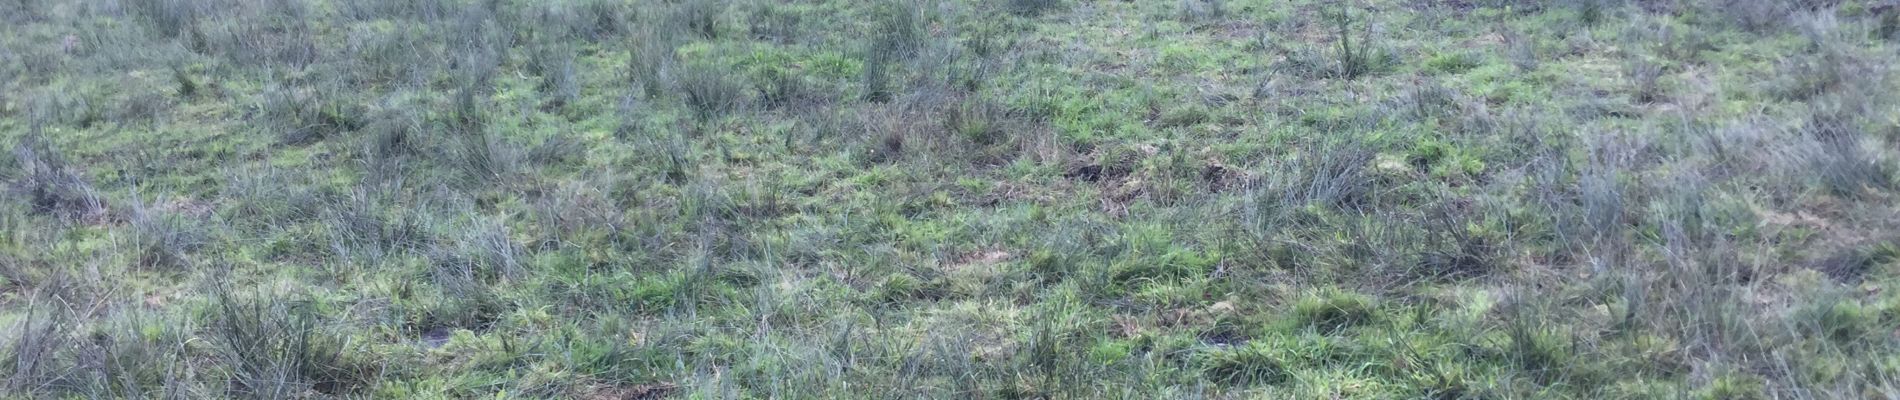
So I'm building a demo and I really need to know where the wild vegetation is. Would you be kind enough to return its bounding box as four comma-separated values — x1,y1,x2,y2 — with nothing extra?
3,0,1900,398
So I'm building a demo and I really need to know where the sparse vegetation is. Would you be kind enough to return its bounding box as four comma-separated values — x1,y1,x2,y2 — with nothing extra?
4,0,1900,398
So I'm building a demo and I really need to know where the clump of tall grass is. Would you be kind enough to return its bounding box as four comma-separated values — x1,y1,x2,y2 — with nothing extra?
1248,137,1376,232
1006,0,1063,17
211,286,371,398
747,1,804,43
1,299,78,395
1277,5,1395,80
346,22,442,87
1624,57,1666,103
628,28,680,99
336,0,451,22
1706,0,1792,32
525,40,582,111
6,128,105,222
858,2,924,103
124,193,208,269
320,187,431,266
124,0,204,38
676,61,748,121
676,0,724,39
430,216,525,289
441,86,514,184
1801,108,1893,197
1176,0,1226,22
257,83,362,146
0,295,193,398
860,49,896,103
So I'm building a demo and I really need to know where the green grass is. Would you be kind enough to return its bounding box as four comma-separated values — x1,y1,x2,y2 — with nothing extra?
3,0,1900,398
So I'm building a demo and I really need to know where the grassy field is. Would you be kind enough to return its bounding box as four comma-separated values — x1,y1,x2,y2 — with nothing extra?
3,0,1900,398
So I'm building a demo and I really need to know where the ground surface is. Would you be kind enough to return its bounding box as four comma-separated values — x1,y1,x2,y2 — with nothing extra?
4,0,1900,398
